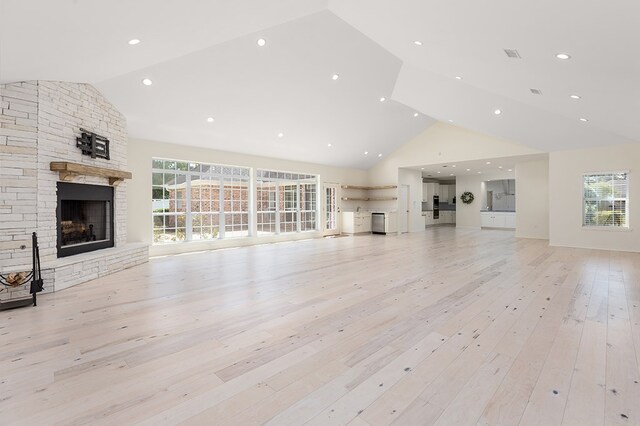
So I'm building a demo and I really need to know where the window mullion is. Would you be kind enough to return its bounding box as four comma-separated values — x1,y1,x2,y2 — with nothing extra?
185,173,192,242
275,181,281,234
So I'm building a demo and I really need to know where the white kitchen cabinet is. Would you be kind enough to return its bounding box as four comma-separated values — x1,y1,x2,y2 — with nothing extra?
481,212,515,229
424,210,457,226
440,185,448,203
424,183,440,200
423,211,434,225
385,212,398,233
504,212,516,228
481,212,492,227
341,212,372,234
443,211,456,224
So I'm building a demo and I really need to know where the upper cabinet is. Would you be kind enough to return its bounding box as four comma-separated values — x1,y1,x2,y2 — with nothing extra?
423,182,456,203
440,185,448,202
423,182,439,201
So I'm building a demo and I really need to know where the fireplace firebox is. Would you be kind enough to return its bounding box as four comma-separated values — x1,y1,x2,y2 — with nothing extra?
56,182,114,257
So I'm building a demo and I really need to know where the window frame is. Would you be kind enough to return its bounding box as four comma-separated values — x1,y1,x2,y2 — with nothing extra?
582,171,630,230
152,158,251,244
255,169,319,235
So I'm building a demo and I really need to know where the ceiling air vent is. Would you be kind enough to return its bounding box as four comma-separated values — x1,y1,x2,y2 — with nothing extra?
530,88,543,95
503,49,521,59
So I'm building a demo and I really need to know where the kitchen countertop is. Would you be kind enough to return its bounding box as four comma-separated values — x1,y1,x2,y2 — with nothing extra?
480,210,516,213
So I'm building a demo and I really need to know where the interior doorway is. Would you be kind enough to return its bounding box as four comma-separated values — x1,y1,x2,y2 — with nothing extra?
398,184,409,233
323,184,340,236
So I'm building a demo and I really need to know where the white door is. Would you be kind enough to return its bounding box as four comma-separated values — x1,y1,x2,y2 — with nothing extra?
398,184,409,233
323,184,340,236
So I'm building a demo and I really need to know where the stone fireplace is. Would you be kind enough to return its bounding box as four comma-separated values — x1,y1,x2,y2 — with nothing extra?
0,80,148,302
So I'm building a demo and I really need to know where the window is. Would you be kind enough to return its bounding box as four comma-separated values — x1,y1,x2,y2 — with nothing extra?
152,159,250,243
583,172,629,228
256,170,318,234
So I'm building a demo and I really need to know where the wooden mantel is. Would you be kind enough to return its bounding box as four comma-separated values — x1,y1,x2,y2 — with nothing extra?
50,162,132,186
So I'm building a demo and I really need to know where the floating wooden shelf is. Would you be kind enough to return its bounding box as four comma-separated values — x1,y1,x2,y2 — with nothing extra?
50,162,132,186
341,185,397,190
341,197,398,202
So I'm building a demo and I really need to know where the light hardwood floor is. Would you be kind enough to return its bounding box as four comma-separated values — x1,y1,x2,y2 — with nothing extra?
1,228,639,425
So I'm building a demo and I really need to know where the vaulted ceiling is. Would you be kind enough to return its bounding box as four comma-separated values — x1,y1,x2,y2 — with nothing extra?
1,0,638,169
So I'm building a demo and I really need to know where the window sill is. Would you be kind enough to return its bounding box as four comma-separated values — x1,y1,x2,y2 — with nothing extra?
581,226,632,232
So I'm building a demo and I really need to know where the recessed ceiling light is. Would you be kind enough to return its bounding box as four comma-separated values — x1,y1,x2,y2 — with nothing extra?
508,169,513,172
378,153,382,158
450,173,454,176
486,161,491,165
494,109,502,115
477,171,482,174
128,39,140,45
141,78,153,86
466,169,471,171
421,167,425,170
257,38,266,47
332,74,339,81
413,40,423,46
452,165,456,168
277,132,284,138
413,112,419,117
570,94,581,99
379,97,386,102
455,76,463,80
556,53,571,60
579,117,588,122
364,151,368,155
327,143,332,147
437,171,441,174
207,117,214,123
448,119,454,123
498,166,503,169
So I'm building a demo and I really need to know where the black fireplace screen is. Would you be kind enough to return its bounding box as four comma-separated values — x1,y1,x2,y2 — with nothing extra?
60,200,110,246
57,182,114,257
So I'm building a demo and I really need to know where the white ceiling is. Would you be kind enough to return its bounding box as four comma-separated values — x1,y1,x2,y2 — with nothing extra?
413,154,547,180
1,0,638,168
329,0,640,151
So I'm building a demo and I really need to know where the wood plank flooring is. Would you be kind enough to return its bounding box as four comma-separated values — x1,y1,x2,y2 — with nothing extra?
1,227,639,425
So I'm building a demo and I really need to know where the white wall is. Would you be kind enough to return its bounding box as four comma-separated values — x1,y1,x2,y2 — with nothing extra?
549,144,640,252
367,122,542,185
128,138,368,255
398,168,424,232
456,175,482,229
516,159,549,239
367,122,542,221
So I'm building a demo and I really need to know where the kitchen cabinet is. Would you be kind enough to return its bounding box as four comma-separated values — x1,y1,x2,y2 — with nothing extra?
423,211,433,225
423,183,440,202
440,186,449,204
423,211,456,226
440,211,456,224
341,212,372,234
505,213,516,228
385,212,398,233
481,212,515,229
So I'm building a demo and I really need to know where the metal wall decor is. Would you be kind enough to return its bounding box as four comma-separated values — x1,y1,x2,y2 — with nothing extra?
76,128,110,160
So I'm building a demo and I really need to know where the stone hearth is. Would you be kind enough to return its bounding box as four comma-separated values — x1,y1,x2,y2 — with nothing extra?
0,81,148,302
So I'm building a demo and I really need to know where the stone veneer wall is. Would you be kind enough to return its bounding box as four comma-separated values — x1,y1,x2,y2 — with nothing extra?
0,80,147,301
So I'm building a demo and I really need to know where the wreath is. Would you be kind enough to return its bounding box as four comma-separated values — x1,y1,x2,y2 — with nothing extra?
460,191,474,204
